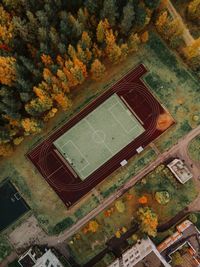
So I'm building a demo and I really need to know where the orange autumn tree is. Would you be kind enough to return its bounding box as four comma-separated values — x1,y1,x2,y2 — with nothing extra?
43,108,58,122
80,31,91,49
137,207,158,237
104,207,115,217
42,65,72,111
126,194,134,201
56,69,70,93
0,5,13,45
128,33,140,53
182,38,200,59
25,82,53,116
0,56,16,86
120,43,129,60
156,11,184,43
83,220,99,234
73,57,87,79
62,57,87,88
155,11,168,32
187,0,200,23
138,196,148,204
41,54,53,66
182,38,200,69
140,31,149,43
105,29,121,63
68,44,77,59
21,118,42,135
53,93,71,110
77,44,89,64
88,220,99,233
115,230,121,238
90,59,106,80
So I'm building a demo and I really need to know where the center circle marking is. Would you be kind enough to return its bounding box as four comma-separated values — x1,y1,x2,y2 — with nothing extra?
92,130,105,144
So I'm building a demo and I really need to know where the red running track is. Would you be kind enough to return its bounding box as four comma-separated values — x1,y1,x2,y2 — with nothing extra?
27,64,174,208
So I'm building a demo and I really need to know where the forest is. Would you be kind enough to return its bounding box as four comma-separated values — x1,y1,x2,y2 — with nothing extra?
0,0,199,156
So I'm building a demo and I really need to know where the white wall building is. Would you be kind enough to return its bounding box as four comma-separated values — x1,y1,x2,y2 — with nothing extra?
18,248,65,267
108,238,171,267
167,158,193,184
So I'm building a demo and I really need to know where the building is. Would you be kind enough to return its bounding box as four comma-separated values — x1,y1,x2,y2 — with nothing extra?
108,238,171,267
167,159,193,184
158,220,200,267
18,247,65,267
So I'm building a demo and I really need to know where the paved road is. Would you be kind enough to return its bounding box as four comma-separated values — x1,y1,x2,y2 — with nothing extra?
165,0,195,46
45,125,200,246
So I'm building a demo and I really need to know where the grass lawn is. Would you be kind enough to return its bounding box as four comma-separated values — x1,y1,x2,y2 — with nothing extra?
68,164,197,265
144,32,200,152
0,30,199,238
0,236,12,263
188,135,200,162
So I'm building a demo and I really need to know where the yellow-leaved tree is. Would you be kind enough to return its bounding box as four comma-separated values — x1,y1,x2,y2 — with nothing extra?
187,0,200,23
105,29,121,63
88,220,99,233
137,207,158,237
0,56,16,86
0,5,13,44
90,59,106,80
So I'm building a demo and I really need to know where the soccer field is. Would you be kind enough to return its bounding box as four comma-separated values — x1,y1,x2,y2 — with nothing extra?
54,94,144,180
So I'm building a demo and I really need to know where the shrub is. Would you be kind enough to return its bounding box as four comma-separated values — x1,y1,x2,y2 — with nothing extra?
51,217,74,234
155,191,170,205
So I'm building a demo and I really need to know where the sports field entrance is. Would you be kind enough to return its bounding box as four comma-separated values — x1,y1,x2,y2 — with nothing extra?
54,94,144,180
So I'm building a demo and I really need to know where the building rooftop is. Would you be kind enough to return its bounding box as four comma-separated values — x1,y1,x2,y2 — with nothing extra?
34,249,63,267
18,247,64,267
108,238,170,267
167,159,193,184
18,254,35,267
134,251,165,267
158,220,200,266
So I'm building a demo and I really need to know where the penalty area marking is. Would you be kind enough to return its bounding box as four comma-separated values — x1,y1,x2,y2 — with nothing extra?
61,140,90,173
54,149,78,178
108,102,142,134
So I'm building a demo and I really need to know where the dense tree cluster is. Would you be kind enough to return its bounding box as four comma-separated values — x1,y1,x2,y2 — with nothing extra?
0,0,161,156
136,207,158,237
155,10,184,49
155,6,200,70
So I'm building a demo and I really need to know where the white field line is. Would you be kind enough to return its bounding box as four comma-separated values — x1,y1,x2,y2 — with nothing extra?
109,102,140,134
120,96,144,126
47,166,62,178
61,140,90,173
